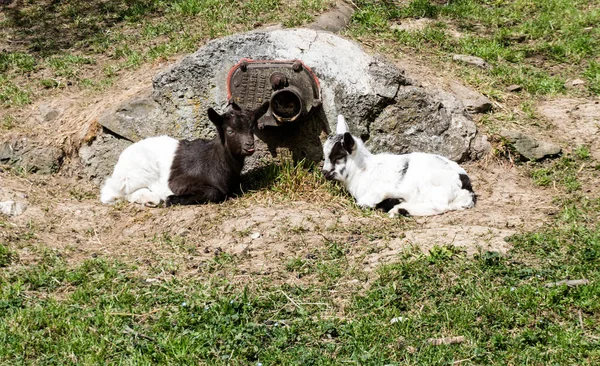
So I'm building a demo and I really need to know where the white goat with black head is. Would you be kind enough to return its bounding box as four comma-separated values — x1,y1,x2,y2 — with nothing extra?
100,101,270,206
322,115,475,216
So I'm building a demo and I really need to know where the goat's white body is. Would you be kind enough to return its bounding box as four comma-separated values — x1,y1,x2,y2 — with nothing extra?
100,135,178,205
346,150,473,216
323,115,475,217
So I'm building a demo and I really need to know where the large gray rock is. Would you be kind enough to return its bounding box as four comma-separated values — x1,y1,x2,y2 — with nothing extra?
89,28,484,181
367,87,477,161
0,136,64,174
78,132,131,185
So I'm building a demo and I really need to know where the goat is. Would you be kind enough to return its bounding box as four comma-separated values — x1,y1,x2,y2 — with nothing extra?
321,115,475,216
100,101,270,206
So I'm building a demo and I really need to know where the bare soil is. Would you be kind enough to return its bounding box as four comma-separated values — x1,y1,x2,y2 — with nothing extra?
1,156,557,286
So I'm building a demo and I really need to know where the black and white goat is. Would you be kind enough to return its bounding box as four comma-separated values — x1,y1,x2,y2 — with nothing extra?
100,101,270,206
322,115,475,216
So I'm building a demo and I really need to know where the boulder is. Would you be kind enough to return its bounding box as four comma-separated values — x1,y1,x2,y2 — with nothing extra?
0,136,64,174
367,87,477,161
78,132,132,185
88,28,485,181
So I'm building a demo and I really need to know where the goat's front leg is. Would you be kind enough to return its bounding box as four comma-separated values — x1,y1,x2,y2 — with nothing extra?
356,191,388,208
165,187,227,206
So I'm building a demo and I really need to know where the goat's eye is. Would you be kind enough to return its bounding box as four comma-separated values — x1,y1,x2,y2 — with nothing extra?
226,128,234,135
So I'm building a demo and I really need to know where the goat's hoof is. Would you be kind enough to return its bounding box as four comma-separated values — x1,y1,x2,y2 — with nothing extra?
165,196,180,207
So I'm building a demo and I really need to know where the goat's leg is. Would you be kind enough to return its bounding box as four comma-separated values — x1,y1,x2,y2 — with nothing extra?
356,192,388,208
388,202,446,217
126,188,164,207
165,187,227,206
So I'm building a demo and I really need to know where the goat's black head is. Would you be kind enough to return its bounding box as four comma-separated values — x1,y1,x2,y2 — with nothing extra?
207,101,270,157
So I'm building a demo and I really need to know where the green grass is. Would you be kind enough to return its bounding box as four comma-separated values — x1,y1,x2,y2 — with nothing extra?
2,197,599,364
349,0,600,97
0,0,333,112
0,76,31,107
531,146,595,192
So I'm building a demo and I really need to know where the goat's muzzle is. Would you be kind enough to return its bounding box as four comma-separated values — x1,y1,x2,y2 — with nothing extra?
322,169,335,180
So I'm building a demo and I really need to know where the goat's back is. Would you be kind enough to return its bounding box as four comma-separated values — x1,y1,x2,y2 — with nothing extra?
168,139,244,196
101,135,178,203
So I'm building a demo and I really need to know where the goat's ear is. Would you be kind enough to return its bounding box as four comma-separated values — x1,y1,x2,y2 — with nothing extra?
208,108,225,143
207,108,223,126
336,115,349,134
342,132,355,153
254,101,270,119
230,101,242,111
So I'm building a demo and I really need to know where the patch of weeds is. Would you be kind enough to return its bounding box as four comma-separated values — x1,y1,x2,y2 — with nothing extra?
39,78,61,89
0,116,16,131
286,256,315,278
531,148,592,192
46,54,96,78
0,52,37,74
520,100,536,120
403,0,438,18
427,244,460,264
68,187,96,201
0,244,16,267
584,60,600,95
575,145,591,160
0,76,31,107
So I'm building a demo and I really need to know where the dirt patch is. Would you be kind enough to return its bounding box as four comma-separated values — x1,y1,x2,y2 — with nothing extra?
1,157,555,285
363,160,555,270
537,98,600,160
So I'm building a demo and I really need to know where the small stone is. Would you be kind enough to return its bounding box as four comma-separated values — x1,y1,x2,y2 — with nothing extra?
449,81,492,114
500,130,562,161
38,104,62,122
571,79,585,86
452,54,489,69
250,232,261,239
0,200,27,216
506,84,522,92
305,253,317,260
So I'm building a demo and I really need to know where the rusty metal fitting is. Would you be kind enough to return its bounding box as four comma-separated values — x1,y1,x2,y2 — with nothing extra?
271,86,303,122
292,61,303,72
226,58,321,128
270,72,287,90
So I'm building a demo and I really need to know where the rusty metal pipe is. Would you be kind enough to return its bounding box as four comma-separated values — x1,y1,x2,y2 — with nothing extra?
271,87,303,123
